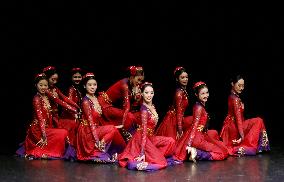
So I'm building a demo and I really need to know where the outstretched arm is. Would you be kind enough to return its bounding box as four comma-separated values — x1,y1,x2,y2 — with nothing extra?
46,89,78,113
57,87,80,109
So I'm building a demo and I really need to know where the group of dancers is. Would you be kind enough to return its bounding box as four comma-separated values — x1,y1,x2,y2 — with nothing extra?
16,65,270,171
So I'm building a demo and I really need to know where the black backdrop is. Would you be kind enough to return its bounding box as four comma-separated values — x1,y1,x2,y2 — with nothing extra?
1,1,283,154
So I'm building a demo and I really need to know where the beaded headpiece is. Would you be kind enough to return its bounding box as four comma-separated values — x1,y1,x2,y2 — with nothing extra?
72,67,82,72
141,81,153,88
128,66,144,76
35,73,46,79
193,81,206,90
174,66,184,75
83,72,95,79
42,66,56,73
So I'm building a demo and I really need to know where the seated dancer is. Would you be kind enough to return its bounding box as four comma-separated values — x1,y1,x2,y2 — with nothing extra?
118,82,176,171
220,74,270,156
174,81,228,162
16,73,72,160
76,73,126,162
156,66,193,140
42,66,80,146
98,65,144,141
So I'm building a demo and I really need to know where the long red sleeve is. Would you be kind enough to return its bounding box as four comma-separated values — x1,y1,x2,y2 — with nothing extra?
57,87,79,109
82,99,99,142
46,89,78,113
33,96,46,138
187,104,203,147
68,86,77,103
140,108,148,155
175,90,184,133
122,84,130,124
232,97,244,139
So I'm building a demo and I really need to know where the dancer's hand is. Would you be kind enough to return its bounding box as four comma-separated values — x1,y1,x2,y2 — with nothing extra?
176,130,183,139
232,138,242,145
134,154,145,162
36,136,47,148
95,140,106,152
115,125,124,129
186,145,192,154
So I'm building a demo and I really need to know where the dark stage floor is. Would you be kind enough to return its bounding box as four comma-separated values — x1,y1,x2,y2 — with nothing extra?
0,145,283,182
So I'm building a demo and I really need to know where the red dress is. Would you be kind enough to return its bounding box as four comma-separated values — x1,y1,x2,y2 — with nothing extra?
76,96,126,161
118,104,176,171
174,102,228,161
45,86,79,146
16,94,69,159
61,85,82,120
220,92,270,156
98,78,139,132
156,88,193,139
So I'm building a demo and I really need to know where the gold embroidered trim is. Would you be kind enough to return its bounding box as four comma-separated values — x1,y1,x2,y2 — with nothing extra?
100,92,112,104
261,130,269,147
197,125,204,132
80,120,88,126
137,125,154,136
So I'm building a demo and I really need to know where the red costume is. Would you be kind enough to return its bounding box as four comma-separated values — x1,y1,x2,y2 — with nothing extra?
45,86,79,146
174,102,228,161
61,85,82,120
98,78,139,132
220,91,270,156
17,93,69,159
118,104,175,171
76,96,126,161
156,87,193,139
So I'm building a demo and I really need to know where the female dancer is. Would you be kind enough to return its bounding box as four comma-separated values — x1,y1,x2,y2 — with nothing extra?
97,65,144,141
220,74,270,156
118,82,175,171
42,66,80,146
16,73,70,160
156,66,193,140
76,73,126,162
174,81,228,162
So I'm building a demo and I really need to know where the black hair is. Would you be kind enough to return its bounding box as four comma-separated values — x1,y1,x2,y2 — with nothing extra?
141,82,153,92
126,66,144,77
82,75,96,86
34,74,48,85
230,74,244,84
42,66,57,79
193,83,207,95
71,68,84,77
174,67,187,81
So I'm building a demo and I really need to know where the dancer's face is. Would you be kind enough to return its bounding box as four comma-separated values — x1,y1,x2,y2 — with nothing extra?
72,72,82,85
85,79,97,95
177,72,189,87
37,79,48,94
232,79,245,94
197,87,209,103
142,86,154,104
48,73,58,87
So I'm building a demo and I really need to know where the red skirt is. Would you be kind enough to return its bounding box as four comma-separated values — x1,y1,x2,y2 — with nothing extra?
118,130,175,171
220,117,270,156
155,110,193,140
